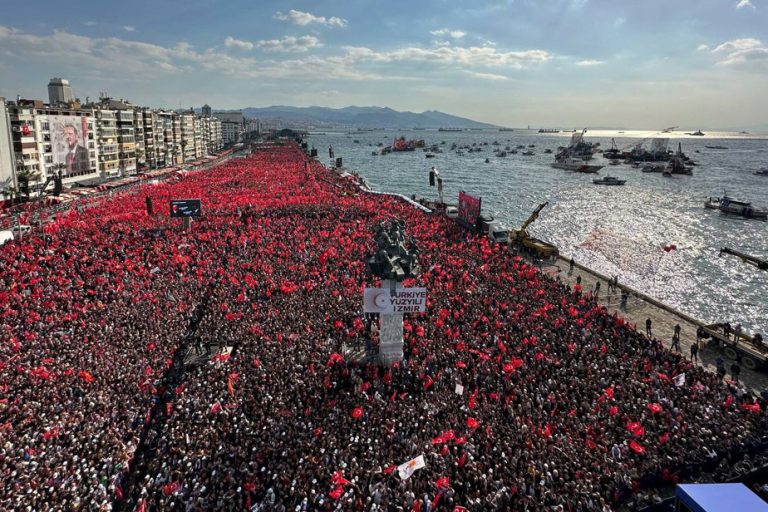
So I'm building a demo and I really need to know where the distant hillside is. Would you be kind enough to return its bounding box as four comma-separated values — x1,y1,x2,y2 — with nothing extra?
239,105,496,129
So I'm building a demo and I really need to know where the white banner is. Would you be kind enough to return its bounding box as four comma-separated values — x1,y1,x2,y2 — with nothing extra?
363,287,427,314
397,455,425,480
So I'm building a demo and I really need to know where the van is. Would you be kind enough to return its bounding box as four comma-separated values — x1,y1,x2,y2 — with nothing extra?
488,222,509,244
0,230,14,246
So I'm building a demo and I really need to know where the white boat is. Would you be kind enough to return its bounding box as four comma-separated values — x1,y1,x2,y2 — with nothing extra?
552,158,603,173
593,176,626,185
705,196,767,220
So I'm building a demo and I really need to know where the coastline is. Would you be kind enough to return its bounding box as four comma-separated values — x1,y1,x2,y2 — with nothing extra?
334,163,768,392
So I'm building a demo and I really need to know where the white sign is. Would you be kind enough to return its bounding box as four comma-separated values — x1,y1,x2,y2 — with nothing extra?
363,287,427,314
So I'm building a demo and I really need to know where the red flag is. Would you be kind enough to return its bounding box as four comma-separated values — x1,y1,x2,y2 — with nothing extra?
454,435,467,445
467,417,480,429
424,375,434,390
609,406,619,416
137,498,147,512
742,402,761,413
210,401,222,414
383,465,397,474
724,395,734,408
468,392,477,410
648,403,663,414
163,481,180,495
351,407,363,419
603,387,614,399
329,486,344,500
586,438,597,450
659,432,670,443
629,440,645,454
435,476,450,489
432,490,444,509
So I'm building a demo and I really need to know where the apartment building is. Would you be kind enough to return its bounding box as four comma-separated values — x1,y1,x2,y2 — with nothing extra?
0,98,16,200
193,116,203,159
7,99,99,193
95,108,119,176
180,113,196,162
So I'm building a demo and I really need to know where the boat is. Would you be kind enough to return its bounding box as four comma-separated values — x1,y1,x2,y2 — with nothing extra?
499,128,515,132
438,127,463,132
538,128,559,133
592,176,626,186
391,137,418,151
705,145,728,150
544,148,552,154
753,168,768,176
662,170,672,177
552,158,603,173
425,153,436,158
522,150,535,156
555,129,596,161
609,159,621,166
705,196,767,220
688,130,705,136
641,162,666,173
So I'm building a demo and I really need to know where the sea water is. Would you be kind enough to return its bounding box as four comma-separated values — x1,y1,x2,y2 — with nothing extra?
308,129,768,335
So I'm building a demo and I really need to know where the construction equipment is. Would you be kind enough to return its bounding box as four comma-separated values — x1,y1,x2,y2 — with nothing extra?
509,202,559,258
719,247,768,271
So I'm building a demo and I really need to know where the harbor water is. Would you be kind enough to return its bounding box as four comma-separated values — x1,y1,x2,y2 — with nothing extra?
309,129,768,335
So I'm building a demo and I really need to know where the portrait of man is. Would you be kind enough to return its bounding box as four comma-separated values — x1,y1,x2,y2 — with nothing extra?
62,123,90,175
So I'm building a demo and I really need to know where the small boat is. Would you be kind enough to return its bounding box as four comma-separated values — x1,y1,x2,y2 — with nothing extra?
753,168,768,176
688,130,705,136
425,153,436,158
522,150,535,156
705,145,728,150
662,170,673,177
609,159,621,166
593,176,626,186
705,196,767,220
552,158,603,173
544,148,553,154
485,158,490,163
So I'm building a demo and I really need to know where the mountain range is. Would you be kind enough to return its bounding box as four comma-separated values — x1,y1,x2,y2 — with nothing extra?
236,106,496,129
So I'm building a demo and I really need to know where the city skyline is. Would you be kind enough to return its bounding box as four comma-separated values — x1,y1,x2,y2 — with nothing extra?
1,0,767,130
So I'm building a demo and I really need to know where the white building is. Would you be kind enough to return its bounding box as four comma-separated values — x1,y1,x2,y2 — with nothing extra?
0,98,17,201
6,99,99,194
48,78,74,106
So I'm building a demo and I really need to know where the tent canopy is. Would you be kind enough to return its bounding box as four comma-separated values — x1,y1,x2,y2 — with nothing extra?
676,484,768,512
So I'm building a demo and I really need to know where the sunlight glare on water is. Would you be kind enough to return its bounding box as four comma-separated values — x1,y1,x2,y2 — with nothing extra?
309,130,768,335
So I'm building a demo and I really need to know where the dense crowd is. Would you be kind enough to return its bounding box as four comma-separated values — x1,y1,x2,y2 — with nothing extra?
0,143,765,511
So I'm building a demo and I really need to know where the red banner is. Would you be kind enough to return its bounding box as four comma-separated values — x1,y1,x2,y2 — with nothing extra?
457,191,481,229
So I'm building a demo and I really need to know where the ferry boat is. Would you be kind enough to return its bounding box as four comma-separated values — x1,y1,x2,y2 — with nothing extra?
538,128,559,133
705,196,767,220
552,158,603,173
593,176,626,185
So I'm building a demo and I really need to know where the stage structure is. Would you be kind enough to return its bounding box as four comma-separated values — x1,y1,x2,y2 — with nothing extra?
365,220,424,365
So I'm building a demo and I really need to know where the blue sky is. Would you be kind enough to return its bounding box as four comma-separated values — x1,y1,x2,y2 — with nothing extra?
0,0,766,128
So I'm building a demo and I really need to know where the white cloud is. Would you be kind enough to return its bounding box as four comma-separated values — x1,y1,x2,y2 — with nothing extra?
464,70,508,80
225,36,254,50
122,25,136,32
575,59,604,66
736,0,755,9
342,45,552,69
274,9,347,28
430,28,466,39
256,35,322,53
697,44,709,51
712,38,768,65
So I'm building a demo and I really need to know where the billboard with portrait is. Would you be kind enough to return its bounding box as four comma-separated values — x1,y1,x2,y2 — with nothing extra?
457,191,481,229
48,115,93,177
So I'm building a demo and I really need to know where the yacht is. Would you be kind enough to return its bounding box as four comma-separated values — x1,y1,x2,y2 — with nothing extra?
705,196,767,220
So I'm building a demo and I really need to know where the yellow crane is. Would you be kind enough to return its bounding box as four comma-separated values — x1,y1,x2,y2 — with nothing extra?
509,202,559,258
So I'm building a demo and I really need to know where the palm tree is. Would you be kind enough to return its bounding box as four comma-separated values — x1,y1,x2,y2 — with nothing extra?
16,169,41,202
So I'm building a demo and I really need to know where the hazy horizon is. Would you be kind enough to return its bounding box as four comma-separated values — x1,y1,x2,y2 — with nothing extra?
1,0,766,130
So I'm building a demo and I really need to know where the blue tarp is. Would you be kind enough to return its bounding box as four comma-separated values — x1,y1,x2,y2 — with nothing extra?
676,484,768,512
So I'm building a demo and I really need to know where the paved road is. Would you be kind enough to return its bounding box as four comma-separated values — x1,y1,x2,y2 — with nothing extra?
541,257,768,393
